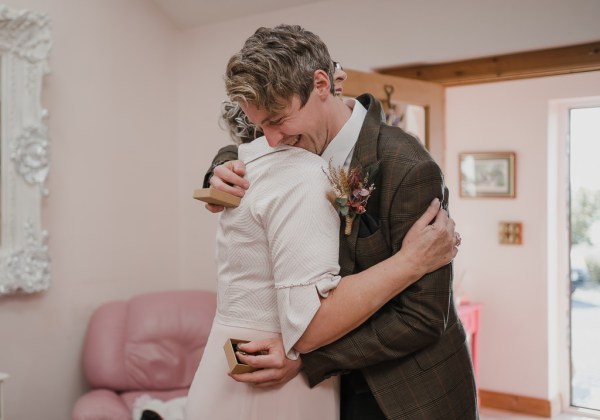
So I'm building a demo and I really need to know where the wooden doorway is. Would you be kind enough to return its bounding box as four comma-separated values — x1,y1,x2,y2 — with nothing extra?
343,69,446,171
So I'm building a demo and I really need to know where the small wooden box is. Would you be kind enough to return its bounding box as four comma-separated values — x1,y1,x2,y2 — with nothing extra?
223,338,258,374
193,187,240,208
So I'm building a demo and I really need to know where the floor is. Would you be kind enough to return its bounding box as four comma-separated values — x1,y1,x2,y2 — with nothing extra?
481,407,599,419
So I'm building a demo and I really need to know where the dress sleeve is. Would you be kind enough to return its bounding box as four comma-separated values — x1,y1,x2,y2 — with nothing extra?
254,155,341,359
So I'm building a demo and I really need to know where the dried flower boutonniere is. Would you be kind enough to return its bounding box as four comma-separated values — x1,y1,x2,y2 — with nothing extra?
324,160,376,236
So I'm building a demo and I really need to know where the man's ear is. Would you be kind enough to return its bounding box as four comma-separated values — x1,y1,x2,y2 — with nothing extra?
313,69,332,98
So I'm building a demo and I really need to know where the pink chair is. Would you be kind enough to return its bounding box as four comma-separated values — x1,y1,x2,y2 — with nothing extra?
72,290,217,420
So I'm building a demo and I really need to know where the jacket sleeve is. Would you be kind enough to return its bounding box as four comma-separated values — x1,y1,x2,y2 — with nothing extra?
302,158,454,387
202,144,239,187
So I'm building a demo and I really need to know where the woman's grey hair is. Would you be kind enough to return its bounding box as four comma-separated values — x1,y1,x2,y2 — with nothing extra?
225,24,335,114
219,100,263,144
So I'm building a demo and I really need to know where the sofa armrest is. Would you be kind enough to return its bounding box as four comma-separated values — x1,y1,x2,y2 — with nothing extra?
72,389,130,420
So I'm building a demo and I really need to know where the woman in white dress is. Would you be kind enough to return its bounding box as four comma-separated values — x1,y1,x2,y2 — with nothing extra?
186,135,342,419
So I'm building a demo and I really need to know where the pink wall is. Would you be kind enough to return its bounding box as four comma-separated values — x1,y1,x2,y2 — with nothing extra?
0,1,180,419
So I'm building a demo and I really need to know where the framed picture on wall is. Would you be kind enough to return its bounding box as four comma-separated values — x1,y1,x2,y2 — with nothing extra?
459,152,516,198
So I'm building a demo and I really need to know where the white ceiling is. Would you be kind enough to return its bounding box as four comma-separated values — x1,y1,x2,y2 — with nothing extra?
151,0,327,29
148,0,600,71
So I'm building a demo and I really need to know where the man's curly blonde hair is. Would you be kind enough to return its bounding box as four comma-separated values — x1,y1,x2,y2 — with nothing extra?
225,24,335,114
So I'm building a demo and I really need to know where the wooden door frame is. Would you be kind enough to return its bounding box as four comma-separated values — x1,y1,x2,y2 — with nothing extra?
343,69,446,169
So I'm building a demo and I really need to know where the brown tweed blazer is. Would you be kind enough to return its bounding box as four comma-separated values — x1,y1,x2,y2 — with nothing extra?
205,94,478,419
301,94,478,419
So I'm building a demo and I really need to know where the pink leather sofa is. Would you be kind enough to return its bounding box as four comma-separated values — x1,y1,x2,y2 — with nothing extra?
72,290,217,420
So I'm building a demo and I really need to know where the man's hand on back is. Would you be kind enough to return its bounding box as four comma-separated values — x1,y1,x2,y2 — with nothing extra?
205,160,249,213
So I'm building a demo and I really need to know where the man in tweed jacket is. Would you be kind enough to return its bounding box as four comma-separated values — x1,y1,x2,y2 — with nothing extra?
205,25,477,420
301,93,477,419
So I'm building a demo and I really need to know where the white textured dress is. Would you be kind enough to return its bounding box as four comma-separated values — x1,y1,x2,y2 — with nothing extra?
185,138,341,420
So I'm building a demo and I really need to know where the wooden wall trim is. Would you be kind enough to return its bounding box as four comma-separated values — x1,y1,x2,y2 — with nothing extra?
377,41,600,86
342,69,444,102
479,389,555,417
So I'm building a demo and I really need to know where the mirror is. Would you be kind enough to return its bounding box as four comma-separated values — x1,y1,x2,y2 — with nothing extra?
0,6,52,294
383,100,428,149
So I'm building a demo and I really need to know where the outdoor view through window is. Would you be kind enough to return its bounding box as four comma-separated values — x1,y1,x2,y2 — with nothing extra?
569,105,600,412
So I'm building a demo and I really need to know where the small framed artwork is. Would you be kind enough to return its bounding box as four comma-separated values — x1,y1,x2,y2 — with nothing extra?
459,152,516,198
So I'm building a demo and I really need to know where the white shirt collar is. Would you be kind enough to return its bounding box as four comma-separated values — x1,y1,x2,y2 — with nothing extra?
321,98,367,170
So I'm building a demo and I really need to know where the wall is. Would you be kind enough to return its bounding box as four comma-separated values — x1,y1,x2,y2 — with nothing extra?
446,71,600,400
0,1,180,419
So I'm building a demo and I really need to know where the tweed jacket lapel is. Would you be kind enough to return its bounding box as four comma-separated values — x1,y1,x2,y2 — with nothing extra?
338,94,383,275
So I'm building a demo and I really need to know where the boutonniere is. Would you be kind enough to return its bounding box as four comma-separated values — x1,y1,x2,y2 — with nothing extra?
324,160,376,236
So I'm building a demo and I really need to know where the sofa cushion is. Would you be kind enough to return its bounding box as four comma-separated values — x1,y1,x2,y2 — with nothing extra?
82,290,216,391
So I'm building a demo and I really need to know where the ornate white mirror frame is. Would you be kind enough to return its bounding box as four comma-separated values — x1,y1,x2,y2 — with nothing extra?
0,6,51,295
